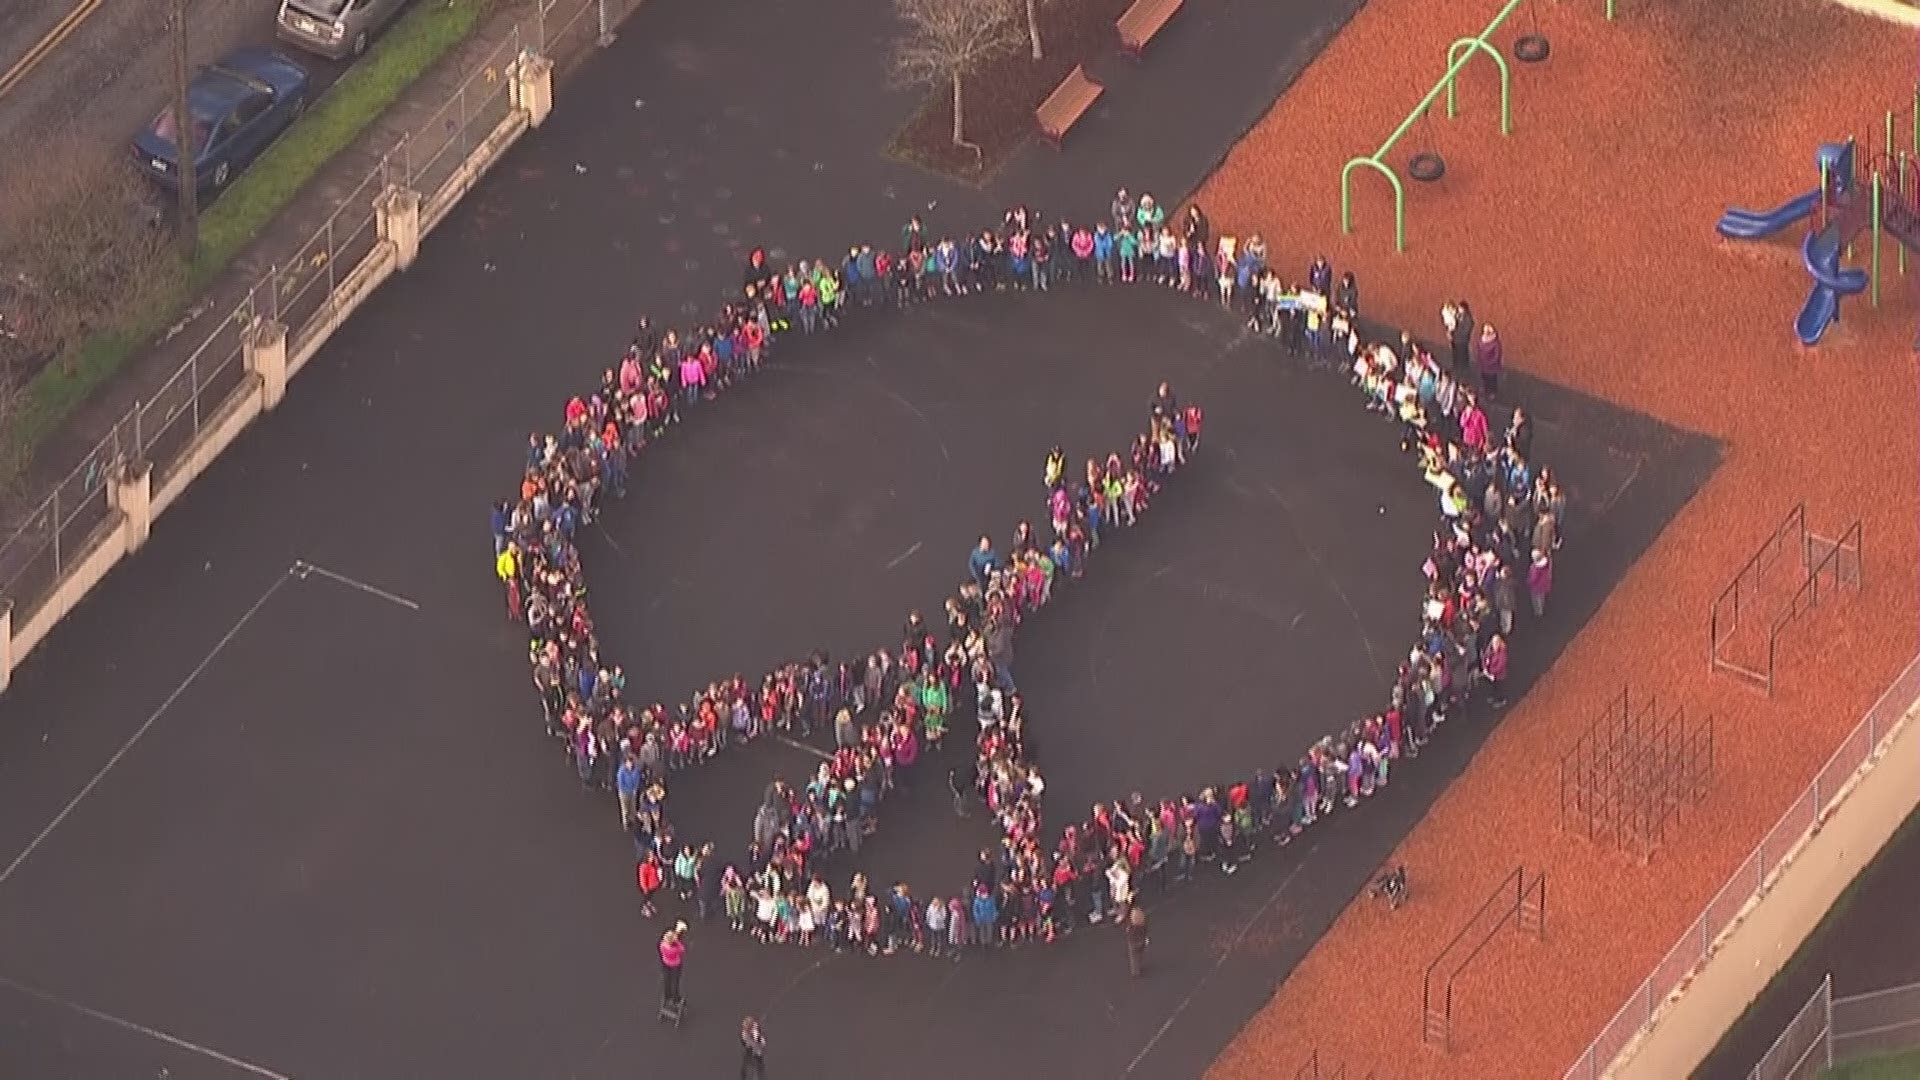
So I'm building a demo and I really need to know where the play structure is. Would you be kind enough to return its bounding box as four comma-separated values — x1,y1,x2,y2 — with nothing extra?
1717,98,1920,346
1340,0,1559,253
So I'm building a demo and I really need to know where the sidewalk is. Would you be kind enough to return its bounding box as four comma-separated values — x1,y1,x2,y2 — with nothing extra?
0,0,636,618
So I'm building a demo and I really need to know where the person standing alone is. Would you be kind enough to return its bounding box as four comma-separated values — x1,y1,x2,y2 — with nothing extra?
659,923,687,1006
740,1016,767,1079
1125,906,1150,977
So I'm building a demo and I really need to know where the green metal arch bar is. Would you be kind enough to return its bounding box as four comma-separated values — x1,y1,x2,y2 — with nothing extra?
1443,36,1512,135
1336,0,1524,252
1341,156,1408,253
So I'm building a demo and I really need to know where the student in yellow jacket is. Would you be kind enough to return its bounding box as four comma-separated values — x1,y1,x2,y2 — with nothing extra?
496,545,520,621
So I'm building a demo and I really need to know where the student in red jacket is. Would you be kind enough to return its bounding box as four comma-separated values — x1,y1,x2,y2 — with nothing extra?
637,852,665,918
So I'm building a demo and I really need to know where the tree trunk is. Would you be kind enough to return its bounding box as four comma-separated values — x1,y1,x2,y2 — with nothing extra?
950,71,965,146
168,0,198,263
1026,0,1043,60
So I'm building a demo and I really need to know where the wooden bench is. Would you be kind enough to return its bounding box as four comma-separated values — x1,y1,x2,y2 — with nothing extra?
1035,65,1105,149
1117,0,1183,57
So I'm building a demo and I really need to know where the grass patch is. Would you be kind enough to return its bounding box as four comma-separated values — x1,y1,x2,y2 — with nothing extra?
196,0,490,272
1823,1047,1920,1080
4,0,490,479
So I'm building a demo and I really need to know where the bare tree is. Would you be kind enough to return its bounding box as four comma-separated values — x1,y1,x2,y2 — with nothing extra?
0,137,183,376
891,0,1021,151
1022,0,1053,60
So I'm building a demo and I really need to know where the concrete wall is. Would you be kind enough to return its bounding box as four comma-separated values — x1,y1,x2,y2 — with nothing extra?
0,55,555,694
1605,697,1920,1079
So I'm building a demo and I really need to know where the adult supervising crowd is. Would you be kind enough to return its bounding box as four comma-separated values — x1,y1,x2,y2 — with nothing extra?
493,186,1566,960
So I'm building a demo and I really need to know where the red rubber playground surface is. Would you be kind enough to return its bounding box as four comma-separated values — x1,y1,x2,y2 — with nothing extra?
1195,0,1919,1077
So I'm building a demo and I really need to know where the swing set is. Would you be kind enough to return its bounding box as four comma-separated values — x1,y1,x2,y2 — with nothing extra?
1338,0,1563,253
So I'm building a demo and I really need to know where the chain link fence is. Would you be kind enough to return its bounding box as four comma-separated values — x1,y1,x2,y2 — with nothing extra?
0,0,641,628
1749,974,1920,1080
1564,653,1920,1080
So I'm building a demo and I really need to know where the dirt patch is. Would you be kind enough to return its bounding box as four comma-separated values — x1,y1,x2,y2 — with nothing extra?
1190,0,1920,1077
886,0,1134,183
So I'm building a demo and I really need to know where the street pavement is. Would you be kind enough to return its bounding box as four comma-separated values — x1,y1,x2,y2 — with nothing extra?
0,0,329,159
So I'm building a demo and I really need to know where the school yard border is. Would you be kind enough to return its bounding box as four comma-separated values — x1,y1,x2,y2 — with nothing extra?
1564,651,1920,1080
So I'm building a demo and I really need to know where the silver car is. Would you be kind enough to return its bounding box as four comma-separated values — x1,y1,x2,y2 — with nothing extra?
275,0,412,60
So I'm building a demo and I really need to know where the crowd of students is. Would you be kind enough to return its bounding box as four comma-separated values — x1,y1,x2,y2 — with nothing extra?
493,187,1565,958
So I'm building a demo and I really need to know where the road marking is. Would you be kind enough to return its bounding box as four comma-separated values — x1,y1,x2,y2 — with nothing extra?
0,571,291,889
1121,852,1314,1078
0,972,294,1079
770,734,832,761
0,0,107,102
291,559,422,611
884,540,923,570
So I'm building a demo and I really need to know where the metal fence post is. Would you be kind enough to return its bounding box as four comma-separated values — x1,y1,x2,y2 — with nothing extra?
597,0,616,46
1822,974,1834,1069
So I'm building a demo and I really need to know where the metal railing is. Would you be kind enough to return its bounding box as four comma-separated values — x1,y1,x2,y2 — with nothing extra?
1750,975,1920,1080
1564,652,1920,1080
0,0,637,626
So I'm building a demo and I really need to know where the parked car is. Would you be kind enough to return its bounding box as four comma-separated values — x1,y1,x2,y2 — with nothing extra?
276,0,413,61
132,47,310,197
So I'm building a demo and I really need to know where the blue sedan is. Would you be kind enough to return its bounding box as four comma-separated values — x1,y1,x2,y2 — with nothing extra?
133,47,311,197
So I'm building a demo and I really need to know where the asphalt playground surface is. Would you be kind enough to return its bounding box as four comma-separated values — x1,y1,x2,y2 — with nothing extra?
0,0,1719,1076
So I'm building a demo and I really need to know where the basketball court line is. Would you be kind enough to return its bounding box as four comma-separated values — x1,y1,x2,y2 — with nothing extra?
0,972,294,1079
0,570,292,890
0,558,420,891
1121,850,1316,1078
291,559,422,611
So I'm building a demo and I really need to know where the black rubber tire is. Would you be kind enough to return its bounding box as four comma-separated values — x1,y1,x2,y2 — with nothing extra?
1409,152,1447,182
1515,34,1550,63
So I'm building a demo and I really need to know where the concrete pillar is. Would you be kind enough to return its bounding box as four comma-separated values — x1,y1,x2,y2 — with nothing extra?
0,599,13,695
376,186,422,271
110,461,154,554
245,318,290,410
514,53,555,129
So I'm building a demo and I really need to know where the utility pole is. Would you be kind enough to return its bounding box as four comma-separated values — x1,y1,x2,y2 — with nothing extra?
168,0,198,259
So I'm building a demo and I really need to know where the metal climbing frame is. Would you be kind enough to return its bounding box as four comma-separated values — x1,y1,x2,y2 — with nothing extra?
1710,504,1864,697
1558,687,1715,862
1420,865,1547,1052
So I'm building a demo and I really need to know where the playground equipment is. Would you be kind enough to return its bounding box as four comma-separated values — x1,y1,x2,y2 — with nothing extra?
1717,91,1920,346
1341,0,1550,252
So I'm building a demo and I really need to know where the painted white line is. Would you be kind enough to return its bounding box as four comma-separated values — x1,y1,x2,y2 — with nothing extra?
885,540,923,571
1121,851,1314,1078
0,572,290,889
0,972,294,1079
769,734,832,761
291,560,421,612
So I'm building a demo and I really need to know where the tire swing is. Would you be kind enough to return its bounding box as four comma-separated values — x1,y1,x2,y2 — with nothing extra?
1408,108,1447,183
1514,0,1551,63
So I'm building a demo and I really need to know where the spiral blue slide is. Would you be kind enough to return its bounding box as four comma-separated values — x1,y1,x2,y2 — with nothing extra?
1795,224,1871,346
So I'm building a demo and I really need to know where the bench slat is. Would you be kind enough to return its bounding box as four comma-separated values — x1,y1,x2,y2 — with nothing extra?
1117,0,1182,54
1036,67,1104,146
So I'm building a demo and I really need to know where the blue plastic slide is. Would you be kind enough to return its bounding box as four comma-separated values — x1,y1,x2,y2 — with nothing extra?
1795,225,1870,345
1716,190,1822,240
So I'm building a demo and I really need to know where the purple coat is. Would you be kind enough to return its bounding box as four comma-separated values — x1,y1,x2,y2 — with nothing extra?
1528,557,1553,599
1475,333,1504,377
